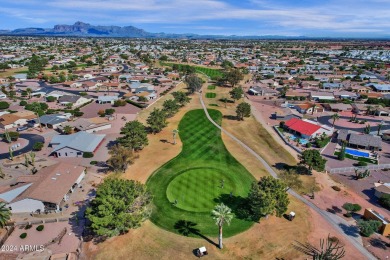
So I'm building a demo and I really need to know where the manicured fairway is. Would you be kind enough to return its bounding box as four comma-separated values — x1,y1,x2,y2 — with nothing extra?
147,109,255,237
206,92,216,98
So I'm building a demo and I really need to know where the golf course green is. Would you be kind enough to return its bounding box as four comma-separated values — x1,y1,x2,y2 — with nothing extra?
147,109,255,237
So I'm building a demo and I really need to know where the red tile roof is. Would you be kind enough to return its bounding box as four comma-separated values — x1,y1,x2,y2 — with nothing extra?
285,118,321,136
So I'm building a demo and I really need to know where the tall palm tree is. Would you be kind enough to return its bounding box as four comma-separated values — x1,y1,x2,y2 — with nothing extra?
0,202,11,228
211,203,234,249
377,122,384,136
331,113,340,127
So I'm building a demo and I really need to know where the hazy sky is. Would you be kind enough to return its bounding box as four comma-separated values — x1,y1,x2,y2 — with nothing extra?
0,0,389,37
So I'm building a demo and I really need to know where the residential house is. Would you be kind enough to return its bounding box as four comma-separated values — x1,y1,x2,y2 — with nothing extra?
0,111,36,129
327,103,353,112
248,86,278,96
39,114,70,129
295,103,324,114
283,118,333,139
333,91,358,100
0,163,85,213
58,118,111,133
49,131,106,157
322,83,343,90
310,91,335,101
337,130,382,151
58,95,91,108
97,95,119,104
367,84,390,93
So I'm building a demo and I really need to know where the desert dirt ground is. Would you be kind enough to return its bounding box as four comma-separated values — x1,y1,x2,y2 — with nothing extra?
82,76,366,260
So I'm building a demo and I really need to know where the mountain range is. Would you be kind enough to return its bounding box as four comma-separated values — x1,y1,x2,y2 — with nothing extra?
0,21,306,39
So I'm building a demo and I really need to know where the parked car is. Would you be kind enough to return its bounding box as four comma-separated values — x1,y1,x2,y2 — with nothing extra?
16,126,29,132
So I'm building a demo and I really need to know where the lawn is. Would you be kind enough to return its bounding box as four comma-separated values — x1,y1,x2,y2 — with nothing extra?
147,109,255,237
161,62,224,80
207,85,216,90
206,92,216,98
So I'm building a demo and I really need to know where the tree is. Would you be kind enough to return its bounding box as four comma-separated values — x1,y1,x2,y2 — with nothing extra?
293,235,345,260
46,96,56,102
147,108,167,134
62,125,72,135
107,144,138,173
366,105,372,116
378,194,390,210
162,99,179,118
279,169,303,191
236,102,251,120
299,149,327,172
331,113,340,127
172,91,191,107
229,87,244,102
364,124,371,134
248,176,289,222
105,108,115,116
211,203,234,249
357,220,382,237
85,178,151,237
185,74,203,94
225,69,243,87
0,202,11,228
118,121,148,151
377,122,383,136
338,142,346,161
26,102,44,132
0,63,9,71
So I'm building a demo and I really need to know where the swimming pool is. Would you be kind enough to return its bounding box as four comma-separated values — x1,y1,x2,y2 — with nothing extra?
289,135,309,145
345,148,370,158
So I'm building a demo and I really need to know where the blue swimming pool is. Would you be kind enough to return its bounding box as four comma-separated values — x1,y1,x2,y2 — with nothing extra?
345,149,369,158
289,135,309,145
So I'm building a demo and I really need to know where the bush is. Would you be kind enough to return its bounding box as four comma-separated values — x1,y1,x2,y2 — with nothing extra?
33,142,44,151
0,101,10,110
20,100,28,106
36,225,44,231
113,100,126,107
73,111,84,117
25,224,32,230
306,142,312,148
8,131,20,141
20,233,27,239
46,96,56,102
344,212,352,218
105,108,115,115
357,161,368,166
342,203,362,213
332,186,341,191
83,152,94,158
126,100,148,108
90,160,98,165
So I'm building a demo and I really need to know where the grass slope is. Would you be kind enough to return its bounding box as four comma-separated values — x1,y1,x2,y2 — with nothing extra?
147,109,255,237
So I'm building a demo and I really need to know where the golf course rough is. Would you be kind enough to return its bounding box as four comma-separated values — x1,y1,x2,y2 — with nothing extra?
147,109,255,237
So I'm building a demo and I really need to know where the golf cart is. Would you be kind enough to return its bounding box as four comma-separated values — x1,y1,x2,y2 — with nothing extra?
196,246,208,257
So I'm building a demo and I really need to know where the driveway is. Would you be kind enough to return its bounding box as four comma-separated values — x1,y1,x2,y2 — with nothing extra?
0,133,45,159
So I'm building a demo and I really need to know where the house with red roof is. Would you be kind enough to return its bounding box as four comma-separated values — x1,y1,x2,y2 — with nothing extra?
283,118,333,139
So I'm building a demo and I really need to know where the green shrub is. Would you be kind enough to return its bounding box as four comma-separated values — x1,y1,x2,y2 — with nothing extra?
20,100,28,106
25,224,32,230
306,142,312,148
90,160,98,165
379,194,390,210
113,100,127,107
83,152,94,158
357,161,368,166
0,101,10,110
33,142,44,151
20,233,27,239
46,96,57,102
8,131,20,141
36,225,44,231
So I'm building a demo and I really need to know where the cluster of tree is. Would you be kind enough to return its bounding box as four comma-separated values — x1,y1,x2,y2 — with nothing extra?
217,69,244,87
25,102,49,116
299,149,327,172
229,87,244,102
342,203,361,217
279,168,303,191
0,63,9,71
314,133,331,148
27,54,47,78
172,64,196,74
85,178,152,238
98,108,115,117
365,98,389,107
185,74,203,94
247,176,290,222
357,219,382,237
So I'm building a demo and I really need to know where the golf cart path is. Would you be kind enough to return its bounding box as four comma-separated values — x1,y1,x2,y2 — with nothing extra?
198,93,376,260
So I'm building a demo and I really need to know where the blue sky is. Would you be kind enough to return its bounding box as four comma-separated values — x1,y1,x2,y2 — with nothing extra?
0,0,389,37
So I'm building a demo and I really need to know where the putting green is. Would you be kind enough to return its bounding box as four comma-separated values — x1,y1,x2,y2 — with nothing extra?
166,167,236,212
147,109,255,237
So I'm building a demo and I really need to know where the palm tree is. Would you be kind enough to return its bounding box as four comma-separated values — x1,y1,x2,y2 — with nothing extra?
0,202,11,228
293,235,345,260
366,105,372,116
211,203,234,249
331,113,340,127
377,122,383,136
63,125,73,135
